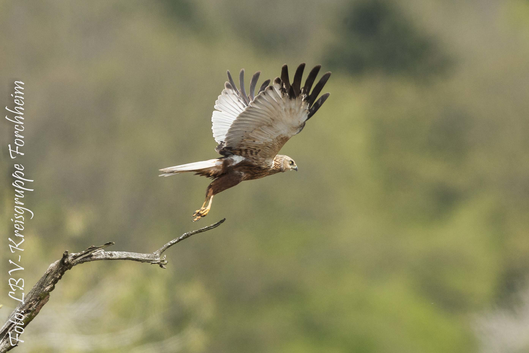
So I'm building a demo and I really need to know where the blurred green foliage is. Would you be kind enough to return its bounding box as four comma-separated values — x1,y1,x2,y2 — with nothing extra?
1,0,529,352
326,0,451,78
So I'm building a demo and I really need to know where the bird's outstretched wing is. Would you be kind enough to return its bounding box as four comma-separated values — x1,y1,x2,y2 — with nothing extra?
211,64,331,165
211,70,270,145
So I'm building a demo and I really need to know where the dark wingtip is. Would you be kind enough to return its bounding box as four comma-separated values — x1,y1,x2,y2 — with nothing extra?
258,79,271,94
227,70,239,95
307,71,331,105
239,69,249,104
292,63,306,97
289,85,295,98
303,65,322,95
249,71,261,100
281,64,291,92
307,92,330,120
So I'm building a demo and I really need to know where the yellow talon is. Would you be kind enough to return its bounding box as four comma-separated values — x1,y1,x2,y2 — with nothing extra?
192,196,213,222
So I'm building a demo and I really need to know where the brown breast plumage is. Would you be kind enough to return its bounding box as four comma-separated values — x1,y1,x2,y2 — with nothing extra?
231,160,279,181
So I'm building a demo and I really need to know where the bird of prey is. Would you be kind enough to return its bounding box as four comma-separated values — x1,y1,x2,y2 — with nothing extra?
160,63,331,221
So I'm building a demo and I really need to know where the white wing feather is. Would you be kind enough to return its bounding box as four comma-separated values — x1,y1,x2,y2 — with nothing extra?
210,64,330,163
211,87,247,144
223,84,309,162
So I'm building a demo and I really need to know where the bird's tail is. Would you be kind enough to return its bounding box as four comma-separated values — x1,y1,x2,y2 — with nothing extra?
159,158,222,177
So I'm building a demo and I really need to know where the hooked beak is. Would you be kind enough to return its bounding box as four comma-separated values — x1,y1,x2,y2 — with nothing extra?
292,166,298,171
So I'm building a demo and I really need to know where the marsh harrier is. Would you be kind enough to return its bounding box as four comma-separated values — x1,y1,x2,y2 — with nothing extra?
160,63,331,221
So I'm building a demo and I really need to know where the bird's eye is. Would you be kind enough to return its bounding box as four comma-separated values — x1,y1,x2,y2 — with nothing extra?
289,160,294,165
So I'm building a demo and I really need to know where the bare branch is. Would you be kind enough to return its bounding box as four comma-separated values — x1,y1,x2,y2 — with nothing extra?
0,218,226,352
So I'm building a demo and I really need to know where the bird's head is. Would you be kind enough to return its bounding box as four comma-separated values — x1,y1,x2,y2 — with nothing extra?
276,155,298,172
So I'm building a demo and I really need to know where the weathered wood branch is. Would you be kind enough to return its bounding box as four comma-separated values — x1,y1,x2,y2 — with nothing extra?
0,218,225,352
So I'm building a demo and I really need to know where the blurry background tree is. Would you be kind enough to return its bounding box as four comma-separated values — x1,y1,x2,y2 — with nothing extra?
1,0,529,352
325,0,451,78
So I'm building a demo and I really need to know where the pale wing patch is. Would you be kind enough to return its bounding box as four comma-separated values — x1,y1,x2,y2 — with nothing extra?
229,155,245,165
211,88,247,144
223,85,309,163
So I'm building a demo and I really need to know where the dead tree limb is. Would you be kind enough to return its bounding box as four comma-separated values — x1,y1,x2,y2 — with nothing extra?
0,218,225,352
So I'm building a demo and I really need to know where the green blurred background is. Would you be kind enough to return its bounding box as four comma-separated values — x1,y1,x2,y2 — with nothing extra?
1,0,529,352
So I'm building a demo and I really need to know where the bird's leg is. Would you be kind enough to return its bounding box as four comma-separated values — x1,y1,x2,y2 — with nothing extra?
193,195,214,222
192,174,240,222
